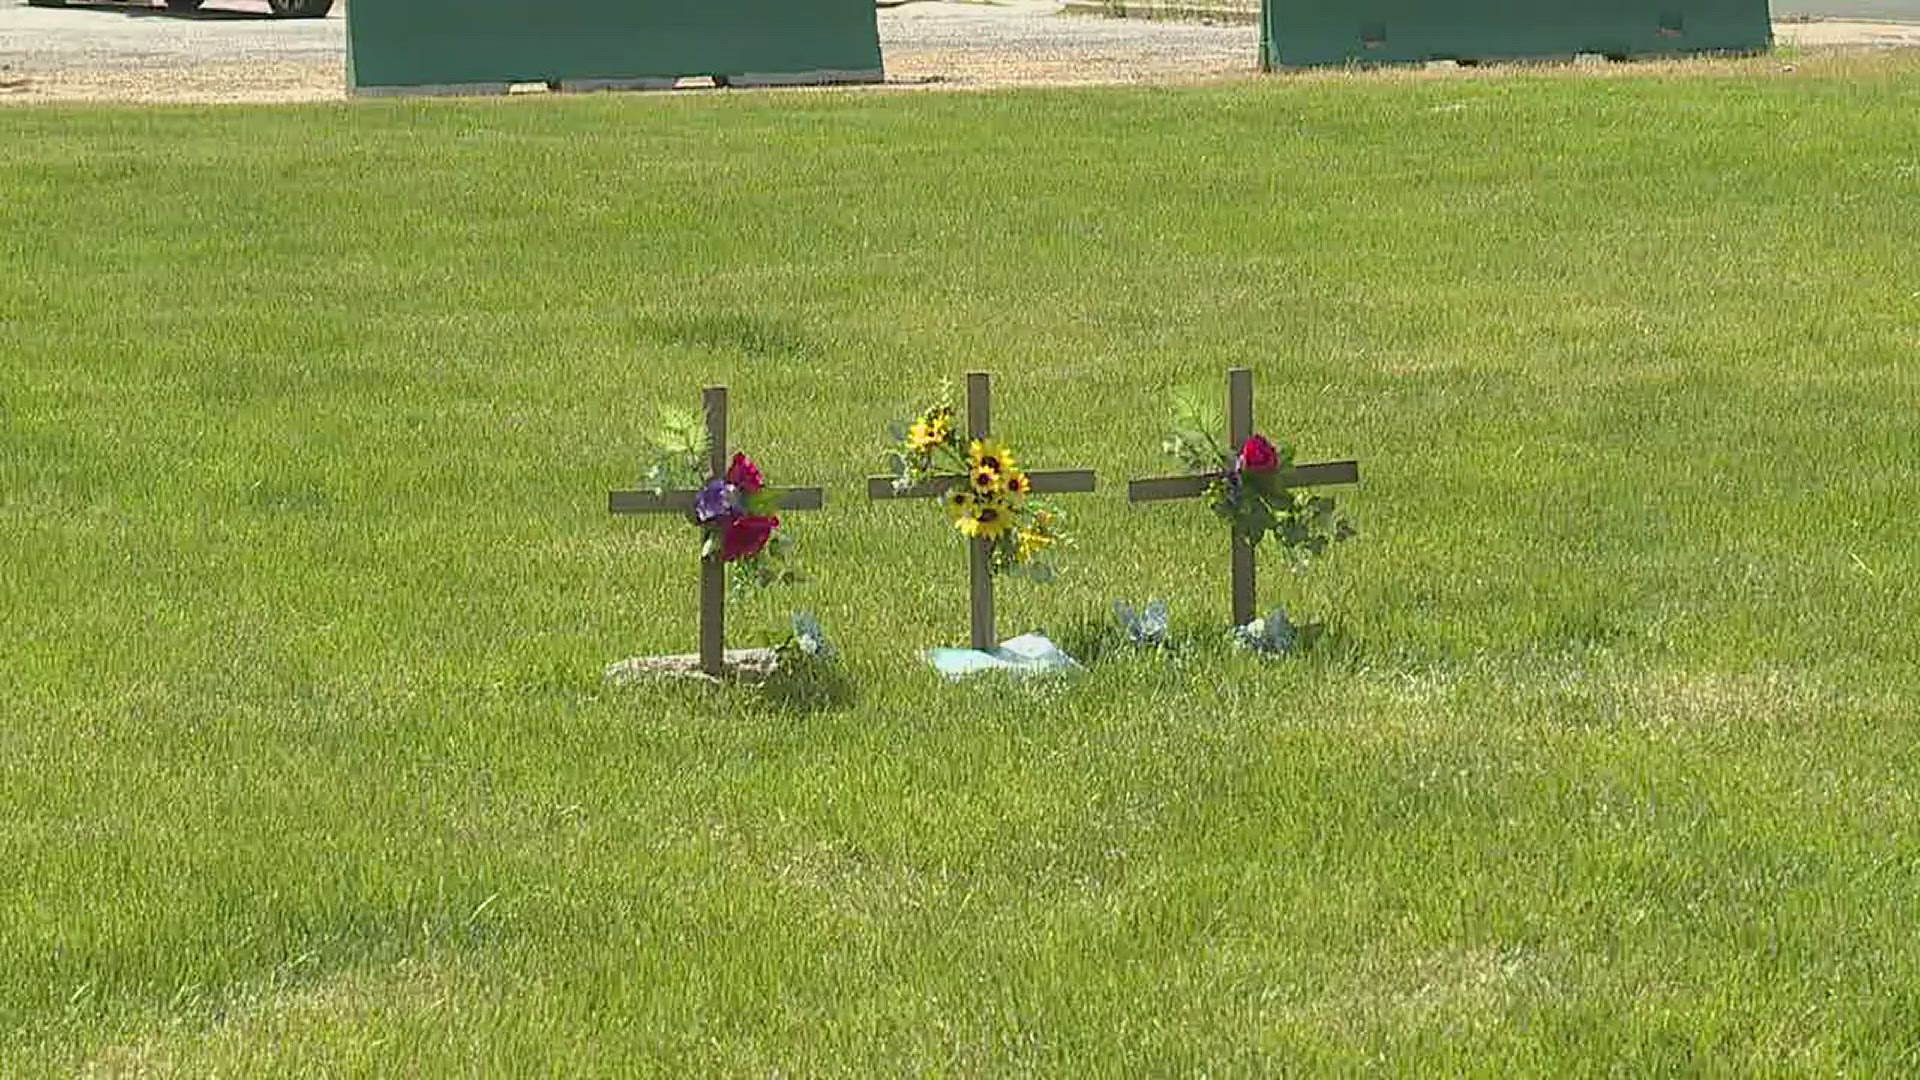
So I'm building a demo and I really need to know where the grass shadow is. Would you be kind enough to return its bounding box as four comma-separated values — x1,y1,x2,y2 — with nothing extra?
1050,607,1369,671
630,312,813,362
1048,613,1138,668
756,657,858,715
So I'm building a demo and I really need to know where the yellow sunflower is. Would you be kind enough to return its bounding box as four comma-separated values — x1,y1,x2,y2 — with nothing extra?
908,409,954,453
945,488,976,519
954,495,1016,540
968,438,1017,477
1014,527,1055,562
970,464,1004,495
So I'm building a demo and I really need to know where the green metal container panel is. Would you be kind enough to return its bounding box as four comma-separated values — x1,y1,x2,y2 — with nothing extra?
349,0,884,95
1262,0,1772,68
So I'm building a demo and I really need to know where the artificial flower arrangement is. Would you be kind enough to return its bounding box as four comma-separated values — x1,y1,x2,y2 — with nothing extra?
1112,597,1326,656
1162,399,1356,564
1232,606,1323,656
1114,598,1170,648
640,408,801,591
883,390,1067,581
778,611,835,664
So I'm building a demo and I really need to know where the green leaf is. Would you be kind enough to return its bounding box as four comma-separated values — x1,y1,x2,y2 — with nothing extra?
1243,470,1283,500
639,403,710,490
742,489,780,517
1242,498,1280,547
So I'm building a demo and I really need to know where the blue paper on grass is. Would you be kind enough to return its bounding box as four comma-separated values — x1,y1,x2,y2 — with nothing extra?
926,633,1081,679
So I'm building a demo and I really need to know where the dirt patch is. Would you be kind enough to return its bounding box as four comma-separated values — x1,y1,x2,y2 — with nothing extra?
1776,17,1920,45
0,61,339,102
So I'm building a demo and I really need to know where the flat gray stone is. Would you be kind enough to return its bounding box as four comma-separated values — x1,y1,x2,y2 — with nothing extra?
604,648,783,686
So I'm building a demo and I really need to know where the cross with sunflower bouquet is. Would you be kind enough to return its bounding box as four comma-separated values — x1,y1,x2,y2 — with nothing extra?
870,373,1097,650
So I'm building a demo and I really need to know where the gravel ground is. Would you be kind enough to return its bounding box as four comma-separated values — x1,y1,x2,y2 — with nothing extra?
1131,0,1920,14
0,0,1915,104
1784,0,1920,16
887,0,1254,87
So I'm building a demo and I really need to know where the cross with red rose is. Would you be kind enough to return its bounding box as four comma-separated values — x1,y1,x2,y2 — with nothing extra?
1127,368,1359,626
609,386,824,678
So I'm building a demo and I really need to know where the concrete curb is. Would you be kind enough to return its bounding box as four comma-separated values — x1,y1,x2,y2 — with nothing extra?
1059,1,1259,25
1059,4,1920,34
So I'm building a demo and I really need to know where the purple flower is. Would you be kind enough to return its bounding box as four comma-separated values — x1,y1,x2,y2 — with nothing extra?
1220,468,1245,508
694,479,738,524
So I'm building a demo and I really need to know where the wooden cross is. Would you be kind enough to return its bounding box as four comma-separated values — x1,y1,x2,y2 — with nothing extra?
1127,367,1359,626
867,372,1098,651
608,386,824,678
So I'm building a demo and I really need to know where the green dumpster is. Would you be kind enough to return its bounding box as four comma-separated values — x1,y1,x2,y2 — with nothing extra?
1262,0,1772,68
349,0,884,96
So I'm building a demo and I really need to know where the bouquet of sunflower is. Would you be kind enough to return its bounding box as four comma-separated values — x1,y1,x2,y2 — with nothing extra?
885,394,1066,580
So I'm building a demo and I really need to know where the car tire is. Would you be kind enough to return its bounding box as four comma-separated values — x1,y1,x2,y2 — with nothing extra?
25,0,71,7
164,0,206,10
268,0,334,15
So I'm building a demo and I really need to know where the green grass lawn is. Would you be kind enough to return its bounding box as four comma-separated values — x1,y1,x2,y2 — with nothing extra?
3,52,1919,1074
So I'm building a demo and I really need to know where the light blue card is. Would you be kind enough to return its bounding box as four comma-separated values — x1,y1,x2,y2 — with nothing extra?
926,633,1082,680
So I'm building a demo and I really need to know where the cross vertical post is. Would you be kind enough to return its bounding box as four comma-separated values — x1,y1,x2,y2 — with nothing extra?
1228,368,1258,626
699,386,728,677
966,373,995,649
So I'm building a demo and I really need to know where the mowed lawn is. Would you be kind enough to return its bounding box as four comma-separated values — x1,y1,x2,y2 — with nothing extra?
3,51,1918,1074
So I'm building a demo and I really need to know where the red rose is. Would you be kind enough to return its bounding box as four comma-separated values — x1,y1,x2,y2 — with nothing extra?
1238,435,1280,473
725,452,764,494
720,514,779,562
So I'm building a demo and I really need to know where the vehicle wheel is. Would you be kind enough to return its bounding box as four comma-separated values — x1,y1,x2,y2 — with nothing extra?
164,0,205,10
25,0,70,7
267,0,334,15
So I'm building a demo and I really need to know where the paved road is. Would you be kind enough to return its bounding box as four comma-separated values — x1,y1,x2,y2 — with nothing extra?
0,0,341,68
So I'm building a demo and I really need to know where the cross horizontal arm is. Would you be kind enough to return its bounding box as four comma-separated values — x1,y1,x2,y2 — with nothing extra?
1127,460,1361,503
609,488,826,515
866,470,1098,501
